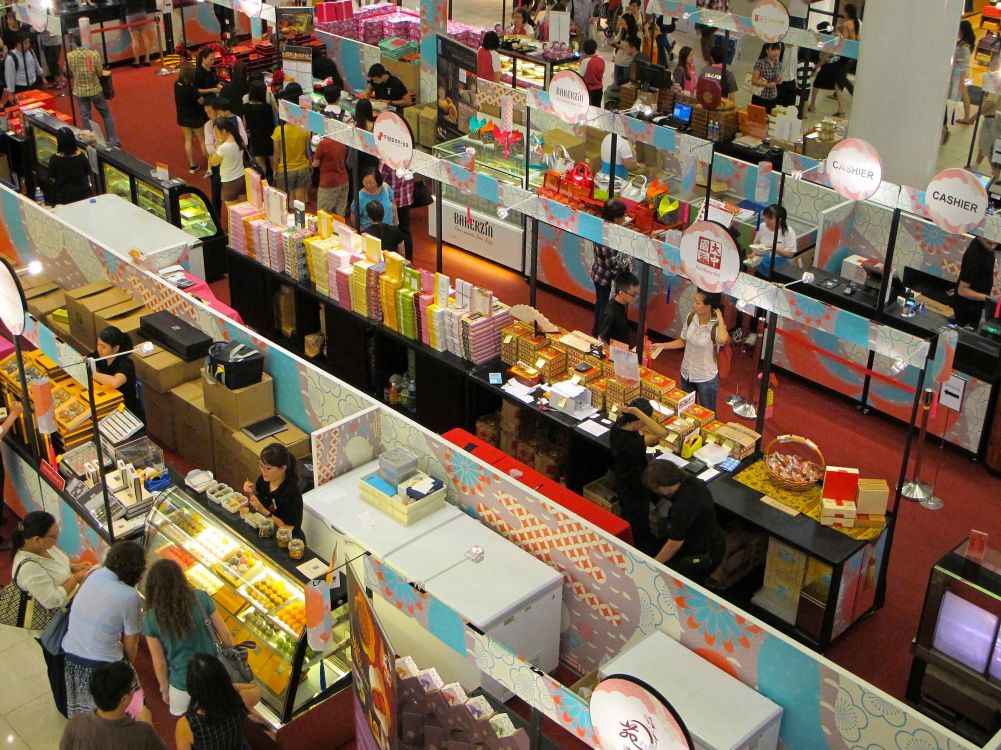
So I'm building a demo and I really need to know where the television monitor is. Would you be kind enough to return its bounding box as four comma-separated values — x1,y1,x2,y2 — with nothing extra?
635,61,668,90
672,102,693,125
932,590,999,674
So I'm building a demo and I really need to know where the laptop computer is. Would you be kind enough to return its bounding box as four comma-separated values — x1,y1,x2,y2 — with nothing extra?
668,102,693,130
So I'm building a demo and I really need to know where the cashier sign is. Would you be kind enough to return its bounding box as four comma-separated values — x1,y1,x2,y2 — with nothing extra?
373,111,414,171
925,168,988,234
826,138,882,201
591,676,693,750
680,220,741,293
0,259,25,336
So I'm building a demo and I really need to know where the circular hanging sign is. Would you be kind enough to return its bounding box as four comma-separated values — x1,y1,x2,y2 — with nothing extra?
373,111,414,171
826,138,883,201
680,220,741,293
925,168,988,234
751,0,790,43
590,676,693,750
549,70,591,123
0,259,26,337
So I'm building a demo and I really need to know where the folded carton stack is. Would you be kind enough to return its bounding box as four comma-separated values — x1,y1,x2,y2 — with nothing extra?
266,224,287,273
821,466,859,528
754,538,808,624
283,227,312,281
855,478,889,529
304,235,338,294
350,260,373,317
366,262,385,323
359,448,446,525
335,264,353,307
228,204,265,254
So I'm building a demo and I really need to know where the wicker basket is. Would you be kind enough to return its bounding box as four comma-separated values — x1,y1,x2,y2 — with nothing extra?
764,435,825,491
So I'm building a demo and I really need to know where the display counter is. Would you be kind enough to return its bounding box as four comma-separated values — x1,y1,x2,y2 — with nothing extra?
496,46,578,90
143,486,352,727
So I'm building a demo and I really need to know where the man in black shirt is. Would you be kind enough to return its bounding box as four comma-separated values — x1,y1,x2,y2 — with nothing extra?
953,236,999,328
363,202,405,254
644,460,725,582
363,64,411,107
598,270,640,348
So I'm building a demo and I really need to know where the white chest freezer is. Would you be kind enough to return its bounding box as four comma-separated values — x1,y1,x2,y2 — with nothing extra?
599,632,782,750
302,461,463,561
385,514,563,674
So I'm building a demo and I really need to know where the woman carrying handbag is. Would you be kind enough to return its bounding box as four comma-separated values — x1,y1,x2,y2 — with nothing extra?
9,509,95,717
143,559,235,716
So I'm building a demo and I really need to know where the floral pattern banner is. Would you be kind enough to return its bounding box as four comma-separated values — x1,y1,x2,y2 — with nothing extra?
312,406,383,487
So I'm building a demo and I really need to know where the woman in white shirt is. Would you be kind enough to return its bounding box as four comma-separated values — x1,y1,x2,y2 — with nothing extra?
652,289,728,412
210,116,247,204
752,204,797,279
12,511,94,717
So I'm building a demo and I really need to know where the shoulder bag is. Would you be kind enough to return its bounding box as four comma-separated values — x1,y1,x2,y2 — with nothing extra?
40,598,73,655
195,594,255,683
0,560,58,631
686,312,731,380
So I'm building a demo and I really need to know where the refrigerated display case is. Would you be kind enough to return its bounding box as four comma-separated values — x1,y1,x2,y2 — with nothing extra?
142,487,352,726
906,538,1001,744
429,137,545,271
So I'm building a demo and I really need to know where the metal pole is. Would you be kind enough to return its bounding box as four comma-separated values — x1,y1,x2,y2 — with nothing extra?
720,30,730,91
529,218,540,307
86,361,116,542
875,207,902,318
435,181,443,272
61,20,77,127
900,387,935,501
12,336,38,457
766,171,786,279
754,311,777,438
279,120,290,210
179,3,188,49
502,0,507,32
608,132,618,198
967,87,987,170
859,350,875,412
636,261,650,362
703,142,715,208
523,106,531,190
892,345,933,515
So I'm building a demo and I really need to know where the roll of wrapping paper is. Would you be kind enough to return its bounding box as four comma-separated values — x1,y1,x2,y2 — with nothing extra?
29,377,56,434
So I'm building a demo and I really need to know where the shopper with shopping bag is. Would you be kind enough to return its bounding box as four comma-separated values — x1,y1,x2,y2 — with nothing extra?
8,507,94,716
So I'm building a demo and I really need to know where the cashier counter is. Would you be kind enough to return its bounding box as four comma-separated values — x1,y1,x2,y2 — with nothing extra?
301,462,563,698
773,264,1001,383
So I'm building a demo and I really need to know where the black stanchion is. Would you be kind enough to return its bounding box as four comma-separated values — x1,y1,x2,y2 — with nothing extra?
529,218,539,307
754,311,777,439
435,181,443,272
636,261,650,362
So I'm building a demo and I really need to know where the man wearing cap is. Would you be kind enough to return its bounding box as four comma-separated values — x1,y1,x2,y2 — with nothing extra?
363,63,411,107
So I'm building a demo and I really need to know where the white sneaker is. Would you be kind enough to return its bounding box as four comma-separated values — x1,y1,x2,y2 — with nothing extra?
744,333,758,347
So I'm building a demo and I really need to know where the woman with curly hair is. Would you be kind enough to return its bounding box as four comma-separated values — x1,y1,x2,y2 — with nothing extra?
143,559,234,716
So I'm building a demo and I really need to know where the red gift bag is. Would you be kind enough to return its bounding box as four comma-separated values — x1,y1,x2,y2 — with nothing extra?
562,162,594,201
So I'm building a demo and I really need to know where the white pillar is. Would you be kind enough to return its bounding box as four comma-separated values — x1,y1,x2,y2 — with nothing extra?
848,0,963,187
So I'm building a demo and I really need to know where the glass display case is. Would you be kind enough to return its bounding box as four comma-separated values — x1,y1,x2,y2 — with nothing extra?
497,48,579,90
103,163,132,201
178,192,218,240
136,178,168,222
907,538,1001,743
143,488,351,725
32,126,56,168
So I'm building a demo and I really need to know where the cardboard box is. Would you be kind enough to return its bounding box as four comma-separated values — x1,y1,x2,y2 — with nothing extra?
203,374,275,431
141,381,176,451
232,420,310,481
418,106,437,149
210,414,245,489
170,380,213,471
134,344,204,394
25,282,65,320
66,282,132,346
542,128,586,163
95,300,150,342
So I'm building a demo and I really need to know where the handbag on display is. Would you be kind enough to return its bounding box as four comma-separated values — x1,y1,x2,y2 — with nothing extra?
0,560,57,632
619,174,649,210
206,341,265,390
593,171,622,201
547,144,575,175
562,161,595,201
543,170,563,194
656,194,682,225
633,200,656,234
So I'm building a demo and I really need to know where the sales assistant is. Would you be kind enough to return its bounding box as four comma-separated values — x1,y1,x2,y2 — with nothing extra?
952,236,1000,328
244,443,305,542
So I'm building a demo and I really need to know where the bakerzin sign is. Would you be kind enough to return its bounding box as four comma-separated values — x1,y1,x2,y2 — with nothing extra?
454,211,494,239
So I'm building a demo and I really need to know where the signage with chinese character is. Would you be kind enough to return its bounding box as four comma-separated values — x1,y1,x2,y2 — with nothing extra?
679,221,741,293
751,0,790,42
373,111,414,171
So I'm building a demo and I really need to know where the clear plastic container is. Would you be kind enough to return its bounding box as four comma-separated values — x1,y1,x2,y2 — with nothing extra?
258,518,276,539
288,539,305,560
276,527,292,549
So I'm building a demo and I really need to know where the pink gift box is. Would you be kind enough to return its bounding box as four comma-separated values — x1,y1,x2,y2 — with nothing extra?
361,18,387,45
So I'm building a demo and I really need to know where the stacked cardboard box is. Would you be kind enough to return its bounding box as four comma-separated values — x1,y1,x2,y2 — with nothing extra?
707,523,769,590
855,478,889,529
500,322,533,365
604,377,641,413
640,369,676,402
821,497,857,528
754,538,808,624
715,423,761,459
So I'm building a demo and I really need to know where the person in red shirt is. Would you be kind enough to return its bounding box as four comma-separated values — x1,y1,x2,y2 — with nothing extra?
476,31,501,83
578,38,605,107
311,134,348,216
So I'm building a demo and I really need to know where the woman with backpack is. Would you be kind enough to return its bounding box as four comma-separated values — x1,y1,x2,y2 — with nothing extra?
651,289,728,412
143,559,234,716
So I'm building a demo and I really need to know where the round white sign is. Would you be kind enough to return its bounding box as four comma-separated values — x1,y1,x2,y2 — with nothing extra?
0,259,26,337
751,0,790,43
680,220,741,293
373,111,414,171
926,168,988,234
591,677,692,750
549,70,591,123
826,138,883,201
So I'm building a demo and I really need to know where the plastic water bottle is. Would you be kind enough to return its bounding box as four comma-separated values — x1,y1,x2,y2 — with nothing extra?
33,187,43,204
407,380,416,413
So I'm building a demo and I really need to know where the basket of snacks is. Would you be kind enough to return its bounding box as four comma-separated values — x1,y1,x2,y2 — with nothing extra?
764,435,825,491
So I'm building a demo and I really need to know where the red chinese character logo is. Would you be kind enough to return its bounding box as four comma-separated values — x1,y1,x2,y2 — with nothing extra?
697,237,722,270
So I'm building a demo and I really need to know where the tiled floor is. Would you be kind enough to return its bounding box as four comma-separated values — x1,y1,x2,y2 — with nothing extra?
0,626,66,750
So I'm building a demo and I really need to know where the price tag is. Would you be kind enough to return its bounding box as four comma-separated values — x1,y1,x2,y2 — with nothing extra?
535,357,545,370
760,495,799,516
570,374,581,385
504,335,513,344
